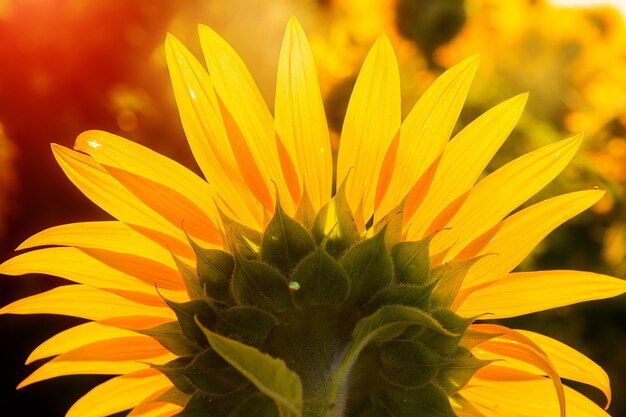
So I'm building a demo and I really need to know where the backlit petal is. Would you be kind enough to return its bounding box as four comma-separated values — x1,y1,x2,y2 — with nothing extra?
336,34,400,220
275,17,332,211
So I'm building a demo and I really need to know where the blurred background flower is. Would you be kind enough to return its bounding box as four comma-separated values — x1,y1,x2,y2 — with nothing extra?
0,0,624,415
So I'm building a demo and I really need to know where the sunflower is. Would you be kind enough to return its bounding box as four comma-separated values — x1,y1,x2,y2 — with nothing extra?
3,17,626,417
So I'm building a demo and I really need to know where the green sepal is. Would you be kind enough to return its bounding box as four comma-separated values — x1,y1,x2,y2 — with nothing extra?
378,340,445,388
261,195,315,275
294,186,316,231
230,394,279,417
196,317,304,417
340,228,393,305
219,210,263,259
373,383,457,417
139,321,201,356
289,245,350,308
390,235,433,286
372,199,405,249
437,347,492,394
188,240,235,303
152,356,196,394
428,256,484,309
172,251,204,300
161,297,214,349
232,253,294,312
152,386,191,407
176,349,250,396
459,328,503,351
212,305,279,347
312,182,360,258
363,283,435,314
419,310,474,356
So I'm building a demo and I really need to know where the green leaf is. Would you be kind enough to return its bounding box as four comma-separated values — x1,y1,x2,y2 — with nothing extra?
261,196,315,275
289,245,350,308
139,321,201,356
373,383,456,417
232,254,294,312
188,240,235,303
213,305,279,347
196,318,303,417
177,349,250,396
312,182,360,258
152,386,191,407
437,347,492,394
378,340,444,388
172,252,204,300
428,257,483,309
363,283,435,314
219,210,263,259
161,297,214,349
294,186,316,230
340,229,393,305
230,394,279,417
390,236,433,286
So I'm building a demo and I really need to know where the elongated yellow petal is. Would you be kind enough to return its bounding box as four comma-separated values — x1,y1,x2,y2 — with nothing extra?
463,375,610,417
17,221,180,266
457,270,626,318
0,285,175,320
52,145,187,246
165,35,264,228
336,34,400,220
377,55,479,220
405,93,527,238
26,321,139,364
429,135,583,256
66,369,172,417
458,190,604,288
128,402,183,417
517,330,611,407
275,17,332,211
0,247,187,299
198,24,294,214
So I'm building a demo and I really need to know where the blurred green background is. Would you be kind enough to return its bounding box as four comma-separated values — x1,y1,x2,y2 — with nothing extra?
0,0,624,415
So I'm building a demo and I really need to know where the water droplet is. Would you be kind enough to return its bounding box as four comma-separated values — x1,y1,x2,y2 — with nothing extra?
288,281,301,291
320,147,325,153
593,186,600,190
86,140,102,149
188,88,197,99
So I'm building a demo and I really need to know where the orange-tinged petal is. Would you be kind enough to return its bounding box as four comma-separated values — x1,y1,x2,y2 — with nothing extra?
457,270,626,319
405,93,527,239
17,221,180,266
26,321,139,364
165,34,263,228
463,375,610,417
0,247,187,299
66,369,172,417
336,34,400,220
52,145,187,245
458,190,604,288
198,24,294,214
517,330,611,407
377,55,479,220
275,17,332,211
429,135,583,256
128,402,183,417
0,285,175,321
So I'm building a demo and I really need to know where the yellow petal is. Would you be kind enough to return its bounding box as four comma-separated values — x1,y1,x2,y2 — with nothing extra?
457,270,626,319
429,135,583,256
377,55,479,220
0,285,175,321
463,375,610,417
165,34,264,228
67,369,172,417
458,190,604,289
128,402,183,417
19,337,173,388
26,321,139,364
52,145,186,246
336,34,400,220
17,221,180,267
517,330,611,408
275,17,332,211
406,93,528,239
0,247,187,299
198,24,294,214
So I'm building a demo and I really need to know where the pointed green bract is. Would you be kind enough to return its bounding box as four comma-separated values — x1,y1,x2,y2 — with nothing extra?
212,305,278,347
379,340,444,388
429,257,483,309
139,321,201,356
312,183,360,258
219,210,263,259
188,241,235,303
295,186,316,231
233,253,294,312
172,252,204,300
391,236,433,285
374,383,457,417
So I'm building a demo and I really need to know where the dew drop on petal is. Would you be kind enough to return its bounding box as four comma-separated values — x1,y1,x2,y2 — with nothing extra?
87,140,102,149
